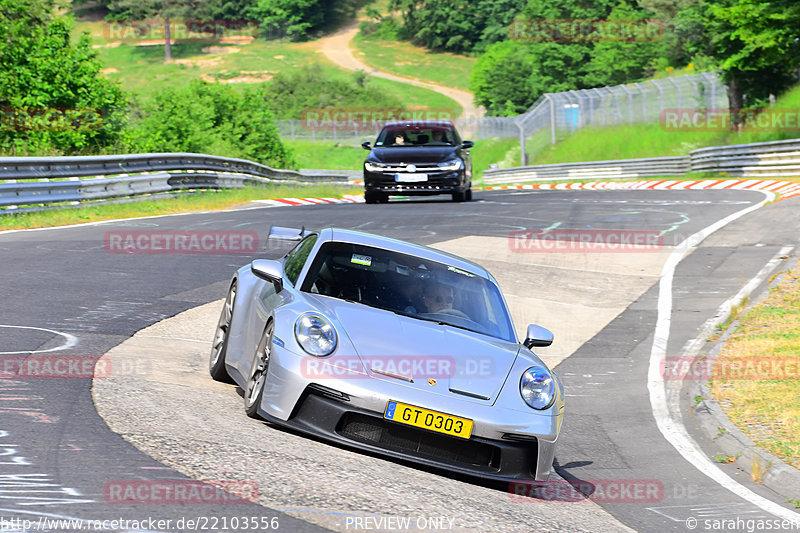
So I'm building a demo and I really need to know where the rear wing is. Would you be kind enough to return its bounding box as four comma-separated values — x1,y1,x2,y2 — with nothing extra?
267,226,309,242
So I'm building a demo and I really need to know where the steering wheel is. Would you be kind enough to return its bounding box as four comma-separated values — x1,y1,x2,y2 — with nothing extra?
436,308,471,320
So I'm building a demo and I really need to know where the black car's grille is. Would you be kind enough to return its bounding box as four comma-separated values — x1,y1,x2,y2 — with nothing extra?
337,412,501,470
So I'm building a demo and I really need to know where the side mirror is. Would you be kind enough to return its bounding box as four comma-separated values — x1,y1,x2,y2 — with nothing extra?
251,259,284,293
361,141,372,150
461,140,474,149
524,324,553,348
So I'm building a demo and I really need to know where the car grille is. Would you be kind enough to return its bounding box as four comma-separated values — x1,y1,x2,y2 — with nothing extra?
337,412,501,470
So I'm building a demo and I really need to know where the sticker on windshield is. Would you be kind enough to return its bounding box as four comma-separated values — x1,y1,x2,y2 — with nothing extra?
447,266,475,277
351,254,372,267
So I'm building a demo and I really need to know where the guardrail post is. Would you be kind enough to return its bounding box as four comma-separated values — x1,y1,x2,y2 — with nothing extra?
545,94,556,145
516,120,527,166
668,77,682,110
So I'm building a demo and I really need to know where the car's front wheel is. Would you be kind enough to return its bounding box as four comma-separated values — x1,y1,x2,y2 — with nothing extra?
209,281,236,382
244,320,273,419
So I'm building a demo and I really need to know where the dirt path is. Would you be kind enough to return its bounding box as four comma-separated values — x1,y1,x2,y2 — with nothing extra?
313,21,483,119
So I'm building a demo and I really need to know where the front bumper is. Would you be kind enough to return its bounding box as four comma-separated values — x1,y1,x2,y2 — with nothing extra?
257,343,560,481
364,169,465,195
259,385,553,481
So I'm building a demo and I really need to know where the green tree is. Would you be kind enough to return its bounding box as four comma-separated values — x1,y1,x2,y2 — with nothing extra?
582,2,663,87
470,41,537,115
104,0,209,61
703,0,800,120
0,0,127,154
471,0,663,113
390,0,527,54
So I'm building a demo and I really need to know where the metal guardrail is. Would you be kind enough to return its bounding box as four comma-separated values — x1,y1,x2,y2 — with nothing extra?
483,156,689,184
483,139,800,184
0,153,352,210
689,138,800,178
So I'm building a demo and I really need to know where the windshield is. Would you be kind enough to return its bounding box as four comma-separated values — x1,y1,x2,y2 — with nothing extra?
375,126,456,147
300,242,515,342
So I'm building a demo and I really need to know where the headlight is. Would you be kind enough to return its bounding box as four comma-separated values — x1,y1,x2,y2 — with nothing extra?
364,161,386,172
294,313,337,356
437,159,463,171
520,367,555,410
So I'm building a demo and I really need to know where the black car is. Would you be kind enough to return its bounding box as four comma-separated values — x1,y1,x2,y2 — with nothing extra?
362,121,473,203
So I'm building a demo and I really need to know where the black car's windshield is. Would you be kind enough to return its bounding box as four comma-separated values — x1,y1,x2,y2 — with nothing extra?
375,127,455,147
300,242,515,342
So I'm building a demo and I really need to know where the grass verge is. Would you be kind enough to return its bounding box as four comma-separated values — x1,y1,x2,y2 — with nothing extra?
352,32,475,91
76,22,461,113
0,184,361,231
709,260,800,470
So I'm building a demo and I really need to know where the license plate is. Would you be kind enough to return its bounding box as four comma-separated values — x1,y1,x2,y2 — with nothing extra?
395,173,428,183
384,401,473,439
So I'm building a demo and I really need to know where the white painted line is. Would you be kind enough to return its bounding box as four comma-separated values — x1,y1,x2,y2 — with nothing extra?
0,325,78,355
647,189,800,521
711,180,740,189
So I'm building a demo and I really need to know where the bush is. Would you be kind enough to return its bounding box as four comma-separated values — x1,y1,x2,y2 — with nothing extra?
0,0,128,155
124,81,295,168
257,64,404,119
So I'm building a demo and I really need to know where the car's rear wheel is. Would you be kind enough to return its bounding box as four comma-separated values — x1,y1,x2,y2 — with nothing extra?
244,320,273,419
209,281,236,382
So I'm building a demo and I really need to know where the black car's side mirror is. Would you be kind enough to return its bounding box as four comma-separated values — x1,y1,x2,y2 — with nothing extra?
461,140,474,149
362,141,371,150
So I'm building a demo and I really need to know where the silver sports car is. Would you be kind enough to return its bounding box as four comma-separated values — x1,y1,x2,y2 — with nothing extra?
210,227,564,481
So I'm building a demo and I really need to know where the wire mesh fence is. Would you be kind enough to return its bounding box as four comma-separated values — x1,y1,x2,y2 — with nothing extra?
275,72,727,164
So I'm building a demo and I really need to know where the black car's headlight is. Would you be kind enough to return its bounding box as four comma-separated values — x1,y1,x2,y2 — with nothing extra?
364,161,386,172
294,313,337,356
437,159,463,171
520,366,556,410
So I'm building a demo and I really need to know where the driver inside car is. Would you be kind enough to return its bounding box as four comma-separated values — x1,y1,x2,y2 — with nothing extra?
422,281,456,314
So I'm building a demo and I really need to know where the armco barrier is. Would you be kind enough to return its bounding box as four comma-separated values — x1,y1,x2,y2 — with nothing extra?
484,138,800,184
0,153,350,210
483,156,689,184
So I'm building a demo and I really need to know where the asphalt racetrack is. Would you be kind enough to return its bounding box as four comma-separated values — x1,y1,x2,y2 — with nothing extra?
1,188,799,532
